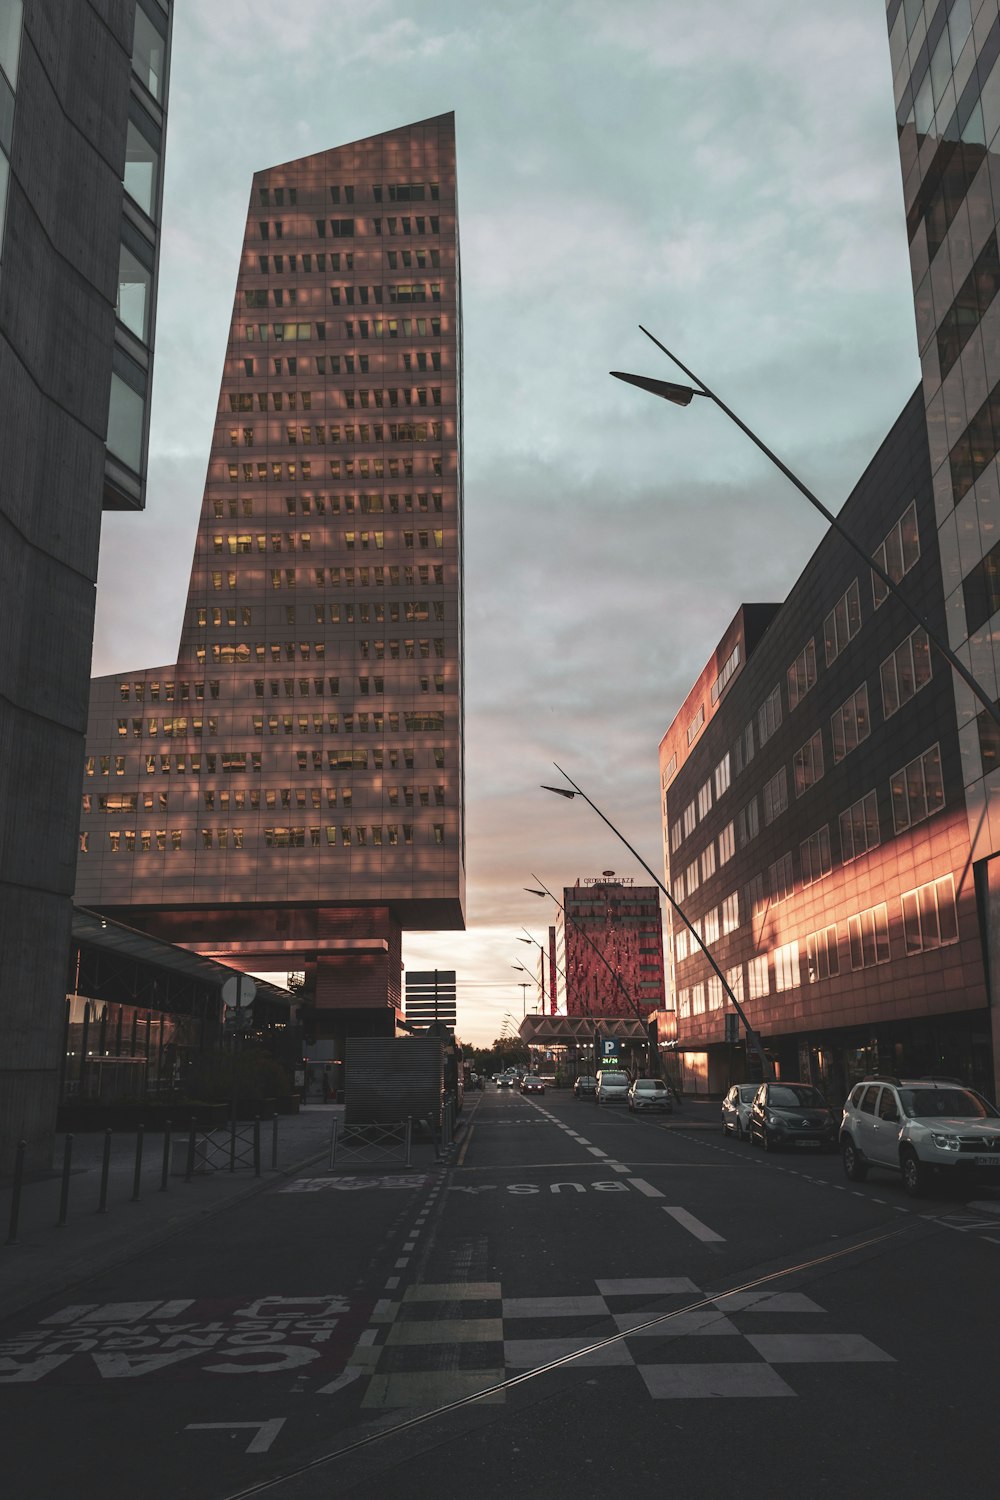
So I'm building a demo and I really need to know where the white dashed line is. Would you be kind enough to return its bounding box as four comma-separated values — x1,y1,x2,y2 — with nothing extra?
628,1178,664,1198
662,1206,725,1242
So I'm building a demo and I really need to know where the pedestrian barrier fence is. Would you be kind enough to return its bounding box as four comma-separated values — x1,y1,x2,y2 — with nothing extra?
4,1114,283,1247
329,1117,413,1170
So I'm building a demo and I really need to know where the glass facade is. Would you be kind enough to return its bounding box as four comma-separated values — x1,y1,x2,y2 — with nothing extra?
77,115,465,1023
557,881,666,1019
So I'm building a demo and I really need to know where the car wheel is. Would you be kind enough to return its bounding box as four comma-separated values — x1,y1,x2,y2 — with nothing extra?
841,1137,867,1182
763,1127,779,1153
901,1148,927,1198
735,1119,745,1142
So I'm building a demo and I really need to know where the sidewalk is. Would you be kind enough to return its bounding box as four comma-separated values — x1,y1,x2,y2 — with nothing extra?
0,1107,343,1323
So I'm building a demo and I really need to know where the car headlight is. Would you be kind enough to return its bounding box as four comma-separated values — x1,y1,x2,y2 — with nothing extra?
766,1113,784,1129
931,1133,960,1152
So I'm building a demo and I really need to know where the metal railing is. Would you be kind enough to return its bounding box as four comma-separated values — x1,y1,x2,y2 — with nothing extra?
329,1117,413,1169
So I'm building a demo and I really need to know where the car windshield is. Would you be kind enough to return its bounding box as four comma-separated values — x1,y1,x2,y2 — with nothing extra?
899,1088,998,1119
768,1085,827,1108
601,1073,628,1085
739,1086,757,1101
635,1079,665,1090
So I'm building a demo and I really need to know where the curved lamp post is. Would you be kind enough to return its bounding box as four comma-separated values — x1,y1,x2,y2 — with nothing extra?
541,765,771,1077
611,328,1000,731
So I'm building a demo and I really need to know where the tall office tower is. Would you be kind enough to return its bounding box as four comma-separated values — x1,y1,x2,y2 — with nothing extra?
76,115,465,1049
886,1,1000,1087
556,880,665,1019
0,0,172,1170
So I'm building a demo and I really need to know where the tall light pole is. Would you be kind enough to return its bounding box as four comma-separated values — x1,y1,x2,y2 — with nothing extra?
611,328,1000,732
541,768,771,1078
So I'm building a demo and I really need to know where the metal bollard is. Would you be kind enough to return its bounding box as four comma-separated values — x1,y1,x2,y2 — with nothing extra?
5,1140,27,1245
131,1124,145,1201
329,1115,339,1169
253,1117,261,1178
97,1129,112,1214
185,1117,196,1182
160,1120,172,1192
271,1113,278,1170
405,1116,413,1168
57,1134,73,1227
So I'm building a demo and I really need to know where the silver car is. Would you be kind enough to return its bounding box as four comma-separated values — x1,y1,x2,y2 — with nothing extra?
595,1069,630,1107
627,1077,673,1113
721,1083,757,1140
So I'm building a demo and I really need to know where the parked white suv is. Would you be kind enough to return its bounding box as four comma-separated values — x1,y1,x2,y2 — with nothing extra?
840,1077,1000,1198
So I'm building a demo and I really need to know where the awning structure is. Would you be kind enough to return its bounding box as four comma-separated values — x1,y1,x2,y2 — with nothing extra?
71,906,294,1014
518,1015,650,1045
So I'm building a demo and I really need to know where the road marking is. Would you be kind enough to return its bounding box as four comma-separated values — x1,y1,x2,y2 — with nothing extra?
746,1333,894,1363
186,1419,286,1454
455,1126,474,1167
662,1207,725,1242
627,1177,664,1197
587,1147,607,1158
597,1278,699,1296
317,1367,364,1396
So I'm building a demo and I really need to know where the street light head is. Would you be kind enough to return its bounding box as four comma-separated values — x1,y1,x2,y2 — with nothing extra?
524,887,547,898
516,937,533,945
541,784,576,799
610,370,705,406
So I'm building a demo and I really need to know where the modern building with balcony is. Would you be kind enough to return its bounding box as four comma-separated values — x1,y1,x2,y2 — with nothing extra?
658,390,994,1101
0,0,172,1169
75,115,465,1054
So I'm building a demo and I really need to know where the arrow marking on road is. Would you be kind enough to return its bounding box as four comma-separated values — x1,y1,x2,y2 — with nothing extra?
186,1419,286,1454
317,1366,365,1396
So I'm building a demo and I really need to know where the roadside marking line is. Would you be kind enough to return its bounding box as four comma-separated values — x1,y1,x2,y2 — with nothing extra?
628,1178,664,1198
384,1277,400,1290
186,1419,285,1454
609,1162,631,1174
394,1258,409,1269
587,1147,607,1158
662,1206,725,1242
456,1126,474,1167
984,1236,1000,1246
317,1367,364,1397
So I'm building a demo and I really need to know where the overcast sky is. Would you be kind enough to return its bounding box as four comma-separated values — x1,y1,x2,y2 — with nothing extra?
92,0,921,1046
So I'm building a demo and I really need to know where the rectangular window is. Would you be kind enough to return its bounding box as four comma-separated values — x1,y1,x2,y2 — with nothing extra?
733,720,754,774
848,903,891,969
805,925,840,983
718,821,735,865
890,742,944,833
763,766,788,825
881,626,932,718
684,859,700,896
711,643,741,704
675,927,689,963
872,501,920,607
793,729,824,797
747,954,769,1000
714,752,731,799
703,907,720,945
670,817,683,854
824,579,862,666
701,843,716,882
687,704,705,745
726,965,745,1008
757,684,782,746
774,941,800,992
831,682,870,763
683,801,696,838
901,875,959,955
697,778,712,820
662,752,678,786
767,851,794,904
721,891,739,935
786,638,817,711
737,796,759,847
840,789,880,863
800,825,832,885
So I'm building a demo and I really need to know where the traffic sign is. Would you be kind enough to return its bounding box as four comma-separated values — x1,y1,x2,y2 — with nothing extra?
221,974,256,1009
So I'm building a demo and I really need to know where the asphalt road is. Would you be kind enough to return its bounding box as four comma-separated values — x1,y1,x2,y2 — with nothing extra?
2,1087,999,1499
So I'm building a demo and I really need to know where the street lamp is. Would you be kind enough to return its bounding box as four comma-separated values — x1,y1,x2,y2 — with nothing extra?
510,966,532,1016
611,327,1000,731
541,767,770,1077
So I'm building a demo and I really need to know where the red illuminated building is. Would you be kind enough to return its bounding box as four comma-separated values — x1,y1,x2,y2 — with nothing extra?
75,115,465,1045
556,879,666,1020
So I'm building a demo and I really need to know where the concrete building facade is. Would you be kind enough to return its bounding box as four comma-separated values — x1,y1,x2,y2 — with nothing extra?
0,0,172,1169
75,116,465,1052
